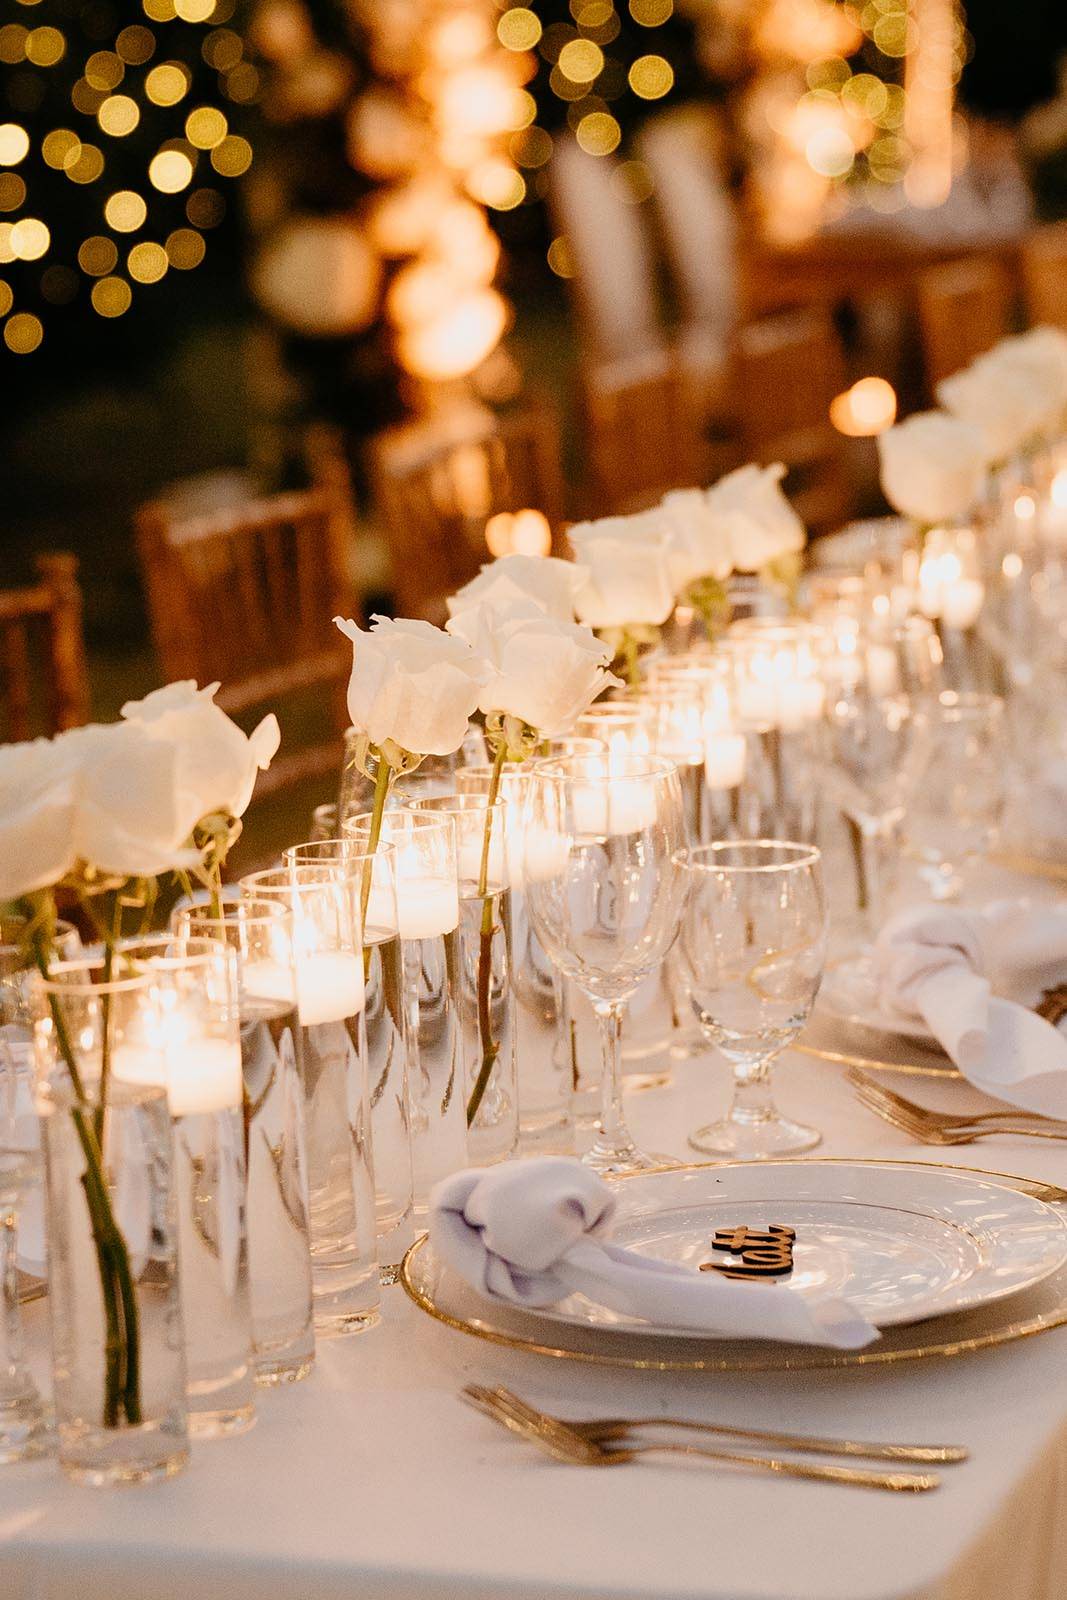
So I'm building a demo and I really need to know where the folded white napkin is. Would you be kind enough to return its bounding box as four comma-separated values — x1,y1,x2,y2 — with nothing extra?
874,903,1067,1116
430,1159,878,1349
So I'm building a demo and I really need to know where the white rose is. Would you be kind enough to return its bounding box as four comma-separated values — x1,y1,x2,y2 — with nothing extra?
121,680,280,821
61,721,205,879
702,463,806,573
334,614,489,757
990,328,1067,440
568,512,676,628
657,488,734,590
934,353,1049,467
877,411,987,524
0,738,79,900
447,600,621,738
446,554,587,623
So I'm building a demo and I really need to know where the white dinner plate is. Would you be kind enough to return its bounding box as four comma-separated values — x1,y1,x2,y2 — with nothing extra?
509,1162,1067,1336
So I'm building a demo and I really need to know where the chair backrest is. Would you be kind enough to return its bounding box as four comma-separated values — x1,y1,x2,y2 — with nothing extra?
367,403,566,621
1021,222,1067,332
548,136,665,363
638,106,739,360
0,553,90,742
579,347,708,515
732,309,851,535
135,486,355,795
916,255,1013,388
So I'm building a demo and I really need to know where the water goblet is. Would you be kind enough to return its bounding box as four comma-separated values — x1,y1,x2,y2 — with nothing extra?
523,754,689,1175
675,841,828,1159
901,691,1007,901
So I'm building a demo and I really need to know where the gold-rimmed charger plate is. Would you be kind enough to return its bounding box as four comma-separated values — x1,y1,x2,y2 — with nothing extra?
400,1159,1067,1372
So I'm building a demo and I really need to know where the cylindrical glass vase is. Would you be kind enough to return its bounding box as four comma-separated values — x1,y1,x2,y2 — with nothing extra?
344,810,467,1214
173,902,315,1387
412,795,517,1165
38,1078,188,1487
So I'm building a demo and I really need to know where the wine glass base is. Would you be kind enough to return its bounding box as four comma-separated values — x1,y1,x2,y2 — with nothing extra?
583,1145,677,1178
0,1396,53,1464
688,1115,822,1160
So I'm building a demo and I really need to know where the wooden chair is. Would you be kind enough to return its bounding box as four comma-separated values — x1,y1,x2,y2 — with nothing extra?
579,347,712,515
135,486,356,799
1021,222,1067,331
367,402,566,621
732,309,851,535
0,553,90,742
916,256,1013,388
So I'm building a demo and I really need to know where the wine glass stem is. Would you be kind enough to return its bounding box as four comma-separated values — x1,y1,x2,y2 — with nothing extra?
592,999,633,1158
728,1054,776,1124
859,821,895,931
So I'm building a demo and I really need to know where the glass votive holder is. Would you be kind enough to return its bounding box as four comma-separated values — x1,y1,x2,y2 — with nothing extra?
574,702,652,763
173,901,315,1387
240,865,380,1336
283,839,412,1270
345,810,466,1210
110,935,254,1440
409,794,518,1165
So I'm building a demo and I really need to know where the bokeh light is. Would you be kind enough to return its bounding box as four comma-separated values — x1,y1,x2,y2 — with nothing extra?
149,149,195,191
78,234,119,275
628,54,673,98
575,110,621,154
105,190,148,231
497,8,541,51
165,226,205,268
210,135,251,176
829,376,898,436
4,311,43,352
185,106,227,148
98,95,141,136
128,241,168,282
0,124,30,165
146,62,190,105
90,275,132,317
10,217,49,259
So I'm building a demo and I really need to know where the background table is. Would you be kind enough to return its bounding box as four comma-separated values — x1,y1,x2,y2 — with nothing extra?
7,1032,1067,1600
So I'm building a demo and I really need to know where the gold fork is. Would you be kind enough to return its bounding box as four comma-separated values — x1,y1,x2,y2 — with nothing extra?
467,1385,966,1465
848,1069,1067,1143
461,1387,942,1492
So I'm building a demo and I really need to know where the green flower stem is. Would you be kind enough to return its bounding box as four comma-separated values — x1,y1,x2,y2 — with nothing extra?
466,741,508,1128
360,754,392,931
25,902,143,1427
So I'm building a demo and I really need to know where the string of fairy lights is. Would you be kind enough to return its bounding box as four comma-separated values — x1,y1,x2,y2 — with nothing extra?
0,0,255,354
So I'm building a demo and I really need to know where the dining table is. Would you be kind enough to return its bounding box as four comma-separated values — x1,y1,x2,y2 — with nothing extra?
5,862,1067,1600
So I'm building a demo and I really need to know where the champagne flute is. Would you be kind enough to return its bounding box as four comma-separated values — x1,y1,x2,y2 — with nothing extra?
523,755,689,1175
676,841,827,1159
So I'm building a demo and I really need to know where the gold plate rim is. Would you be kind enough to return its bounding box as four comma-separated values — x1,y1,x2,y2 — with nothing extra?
399,1157,1067,1373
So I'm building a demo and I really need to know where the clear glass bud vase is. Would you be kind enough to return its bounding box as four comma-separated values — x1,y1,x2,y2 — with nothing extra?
40,1079,188,1487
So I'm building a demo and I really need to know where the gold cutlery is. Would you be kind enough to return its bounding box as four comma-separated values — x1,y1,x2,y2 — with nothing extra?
465,1385,966,1465
797,1042,960,1080
461,1387,942,1491
849,1071,1067,1145
847,1068,1067,1134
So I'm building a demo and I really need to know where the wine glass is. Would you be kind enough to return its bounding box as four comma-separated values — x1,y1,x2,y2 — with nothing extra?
522,754,689,1175
901,691,1007,901
675,841,828,1159
820,616,940,938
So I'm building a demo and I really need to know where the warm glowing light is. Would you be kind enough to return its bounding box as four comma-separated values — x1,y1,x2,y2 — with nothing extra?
436,65,526,139
397,287,509,381
210,134,251,176
143,0,178,19
185,106,227,148
557,38,604,82
98,95,140,136
202,28,242,69
497,7,541,50
64,144,105,184
105,190,148,231
0,225,13,264
575,110,621,154
630,0,673,21
546,235,576,277
628,53,673,98
1002,552,1023,579
0,124,30,165
485,508,552,558
145,63,190,105
1052,470,1067,510
223,62,259,102
0,174,24,210
805,125,854,177
91,275,133,317
10,217,49,260
1014,493,1037,521
829,376,897,436
149,149,195,191
165,226,205,268
85,50,123,88
512,89,537,129
512,126,553,168
116,26,156,64
386,260,461,327
0,25,27,64
186,187,225,227
78,235,119,275
175,0,214,19
71,79,107,116
128,240,168,282
4,311,43,353
25,26,65,65
467,158,525,210
612,158,655,202
0,282,12,316
42,128,79,168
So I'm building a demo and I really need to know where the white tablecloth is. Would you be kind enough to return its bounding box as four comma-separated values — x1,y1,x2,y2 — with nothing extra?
8,1035,1067,1600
